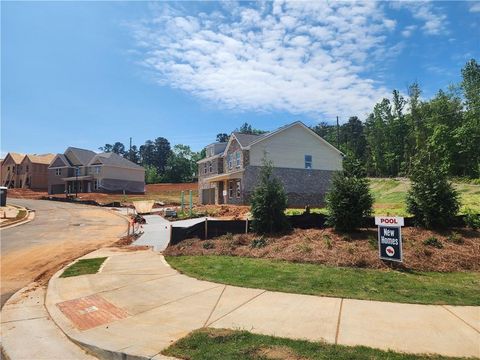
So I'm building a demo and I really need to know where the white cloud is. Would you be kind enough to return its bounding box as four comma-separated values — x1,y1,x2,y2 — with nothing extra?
401,25,417,38
469,2,480,12
393,1,448,35
132,1,403,119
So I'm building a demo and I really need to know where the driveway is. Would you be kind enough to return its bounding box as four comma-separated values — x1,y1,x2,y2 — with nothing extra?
0,199,127,307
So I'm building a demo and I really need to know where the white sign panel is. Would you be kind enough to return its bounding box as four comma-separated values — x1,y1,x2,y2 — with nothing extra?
375,216,404,227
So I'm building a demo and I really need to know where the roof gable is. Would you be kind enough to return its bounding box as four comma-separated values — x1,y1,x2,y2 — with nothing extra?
3,152,25,165
49,154,71,168
88,152,145,170
64,147,96,166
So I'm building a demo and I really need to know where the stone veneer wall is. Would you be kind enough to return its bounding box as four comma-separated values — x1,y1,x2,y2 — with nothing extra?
243,166,337,207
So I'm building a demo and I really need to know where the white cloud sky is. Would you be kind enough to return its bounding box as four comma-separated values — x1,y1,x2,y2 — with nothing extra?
469,2,480,12
392,1,448,35
131,1,449,119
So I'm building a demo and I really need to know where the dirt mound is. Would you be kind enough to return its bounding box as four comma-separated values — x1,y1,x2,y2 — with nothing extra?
255,346,306,360
165,227,480,272
147,183,197,192
7,188,47,199
194,205,251,219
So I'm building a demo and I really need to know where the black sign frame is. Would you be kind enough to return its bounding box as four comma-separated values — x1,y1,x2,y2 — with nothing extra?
378,225,402,262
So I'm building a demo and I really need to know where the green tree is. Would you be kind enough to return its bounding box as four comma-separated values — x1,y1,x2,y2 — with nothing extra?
153,137,172,172
250,158,289,234
99,144,113,152
326,157,373,232
144,165,161,184
406,155,460,229
216,133,229,142
237,122,267,135
163,144,196,183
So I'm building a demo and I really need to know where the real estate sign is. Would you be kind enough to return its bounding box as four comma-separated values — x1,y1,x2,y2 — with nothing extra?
375,216,404,262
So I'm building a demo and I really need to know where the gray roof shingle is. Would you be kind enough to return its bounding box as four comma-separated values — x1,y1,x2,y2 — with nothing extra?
89,152,145,170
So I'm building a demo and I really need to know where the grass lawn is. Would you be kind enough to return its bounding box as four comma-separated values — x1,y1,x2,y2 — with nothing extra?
166,256,480,306
60,257,107,278
163,328,462,360
286,178,480,216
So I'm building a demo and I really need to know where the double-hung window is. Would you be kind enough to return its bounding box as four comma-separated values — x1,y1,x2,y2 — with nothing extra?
204,163,207,174
236,180,241,198
209,161,213,173
94,166,101,174
55,168,62,176
75,167,81,176
236,152,241,167
228,154,233,169
305,155,312,169
228,180,234,198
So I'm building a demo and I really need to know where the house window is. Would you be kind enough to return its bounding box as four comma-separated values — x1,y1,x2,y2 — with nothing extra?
26,165,29,172
236,152,241,167
55,168,62,176
209,161,213,173
203,163,207,174
228,180,234,198
210,148,214,157
305,155,312,169
75,167,81,176
94,166,101,174
7,166,10,172
228,154,233,169
236,180,241,198
93,179,100,190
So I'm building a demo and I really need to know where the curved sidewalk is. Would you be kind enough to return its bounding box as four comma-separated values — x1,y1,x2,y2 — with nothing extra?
43,248,479,360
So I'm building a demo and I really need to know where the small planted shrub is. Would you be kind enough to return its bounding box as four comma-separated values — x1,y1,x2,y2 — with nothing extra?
368,235,378,250
296,242,313,254
250,158,290,234
326,157,373,232
447,232,464,244
250,237,267,249
423,236,444,249
323,235,333,249
202,241,215,250
406,157,459,229
464,208,480,230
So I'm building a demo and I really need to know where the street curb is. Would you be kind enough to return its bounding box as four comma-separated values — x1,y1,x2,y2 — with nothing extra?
0,208,35,230
44,252,176,360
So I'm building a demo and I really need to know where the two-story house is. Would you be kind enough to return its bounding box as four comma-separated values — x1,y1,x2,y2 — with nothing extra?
48,147,145,195
1,152,55,190
198,121,343,207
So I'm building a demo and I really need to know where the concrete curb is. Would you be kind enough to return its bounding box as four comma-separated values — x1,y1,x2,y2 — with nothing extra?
44,255,177,360
43,249,480,360
0,208,35,230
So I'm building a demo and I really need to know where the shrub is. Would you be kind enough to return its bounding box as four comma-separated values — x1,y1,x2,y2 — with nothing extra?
423,237,444,249
250,237,267,248
447,232,464,244
406,158,459,229
323,235,333,249
326,157,373,231
250,158,290,234
464,208,480,230
202,241,215,250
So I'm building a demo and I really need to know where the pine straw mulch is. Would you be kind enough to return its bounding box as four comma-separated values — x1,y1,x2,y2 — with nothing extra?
164,227,480,272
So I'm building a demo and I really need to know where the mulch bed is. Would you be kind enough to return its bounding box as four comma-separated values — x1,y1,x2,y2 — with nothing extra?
164,227,480,272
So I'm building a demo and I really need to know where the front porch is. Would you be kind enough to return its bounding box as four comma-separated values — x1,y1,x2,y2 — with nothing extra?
61,176,99,194
201,170,244,205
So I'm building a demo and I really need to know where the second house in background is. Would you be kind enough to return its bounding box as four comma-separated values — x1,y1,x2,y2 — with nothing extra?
48,147,145,195
198,121,343,207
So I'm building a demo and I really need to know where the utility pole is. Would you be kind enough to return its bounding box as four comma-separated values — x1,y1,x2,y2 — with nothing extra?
336,116,340,149
129,137,132,161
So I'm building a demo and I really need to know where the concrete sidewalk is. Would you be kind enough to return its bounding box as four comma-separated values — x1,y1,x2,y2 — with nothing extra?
43,248,479,360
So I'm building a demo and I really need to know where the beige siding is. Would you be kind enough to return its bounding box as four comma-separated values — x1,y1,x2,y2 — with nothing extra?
99,166,145,182
249,123,343,171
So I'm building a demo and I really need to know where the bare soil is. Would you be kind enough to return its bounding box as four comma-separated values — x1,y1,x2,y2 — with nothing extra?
165,227,480,272
194,204,251,219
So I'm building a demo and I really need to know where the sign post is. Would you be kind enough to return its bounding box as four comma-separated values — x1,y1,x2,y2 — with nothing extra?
375,216,404,262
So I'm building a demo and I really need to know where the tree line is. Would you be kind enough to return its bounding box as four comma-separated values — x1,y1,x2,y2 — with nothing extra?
100,59,478,183
312,59,479,178
98,123,266,184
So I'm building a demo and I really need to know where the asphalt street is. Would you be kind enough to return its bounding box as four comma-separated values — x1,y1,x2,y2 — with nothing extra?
1,199,126,307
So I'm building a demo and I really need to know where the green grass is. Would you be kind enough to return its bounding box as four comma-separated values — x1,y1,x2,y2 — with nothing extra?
163,328,463,360
166,256,480,306
60,257,107,278
284,178,480,217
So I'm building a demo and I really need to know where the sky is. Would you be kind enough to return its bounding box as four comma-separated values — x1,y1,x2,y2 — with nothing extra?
1,1,479,156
